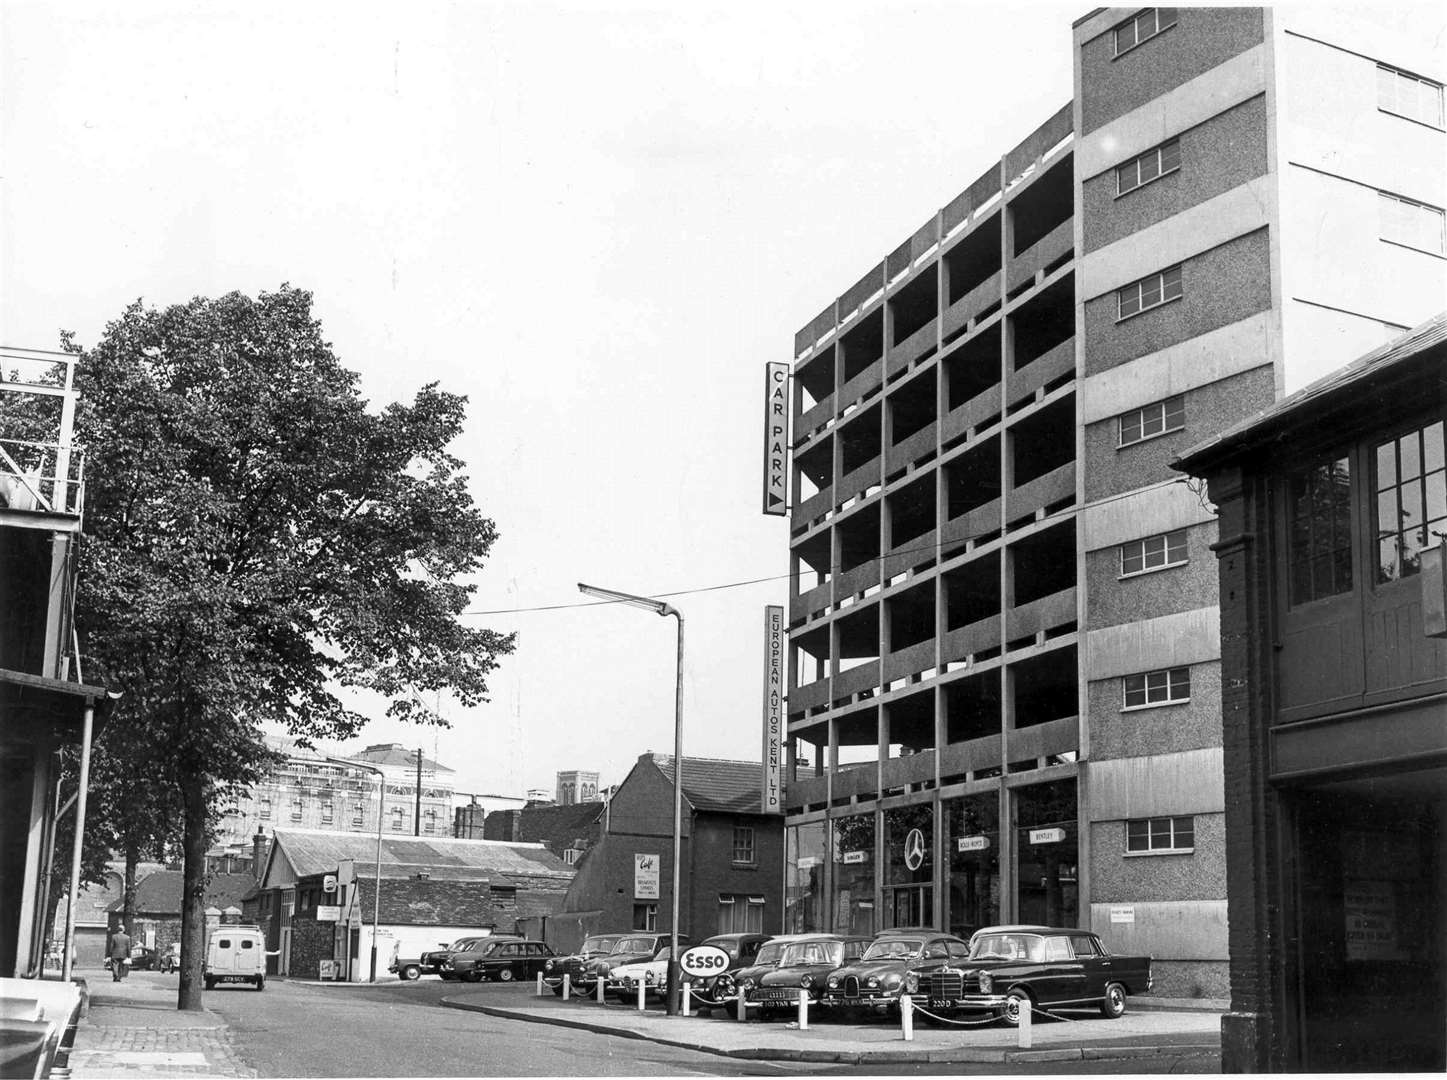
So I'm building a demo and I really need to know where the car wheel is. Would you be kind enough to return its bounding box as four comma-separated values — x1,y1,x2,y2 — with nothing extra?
498,968,514,983
1100,982,1127,1019
1000,989,1032,1027
399,964,421,981
204,977,216,991
462,970,481,983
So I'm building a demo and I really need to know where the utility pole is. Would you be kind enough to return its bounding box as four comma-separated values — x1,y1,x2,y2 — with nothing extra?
414,748,422,836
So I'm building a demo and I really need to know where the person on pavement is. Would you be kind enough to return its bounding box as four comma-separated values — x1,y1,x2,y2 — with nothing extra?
108,927,132,981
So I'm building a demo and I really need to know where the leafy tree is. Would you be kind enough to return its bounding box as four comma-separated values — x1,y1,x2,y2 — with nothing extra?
71,286,514,1009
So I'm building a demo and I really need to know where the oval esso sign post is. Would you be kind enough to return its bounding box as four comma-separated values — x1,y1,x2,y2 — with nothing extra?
678,945,731,978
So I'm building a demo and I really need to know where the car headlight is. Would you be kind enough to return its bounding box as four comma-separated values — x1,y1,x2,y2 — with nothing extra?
741,977,755,990
645,971,657,983
827,975,840,989
800,974,812,988
545,960,554,971
866,976,879,989
979,973,993,994
904,973,919,993
882,973,901,989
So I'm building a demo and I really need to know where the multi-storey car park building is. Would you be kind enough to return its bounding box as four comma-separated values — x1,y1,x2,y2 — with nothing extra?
778,6,1445,999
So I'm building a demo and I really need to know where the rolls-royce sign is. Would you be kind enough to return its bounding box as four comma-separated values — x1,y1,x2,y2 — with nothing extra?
957,835,991,852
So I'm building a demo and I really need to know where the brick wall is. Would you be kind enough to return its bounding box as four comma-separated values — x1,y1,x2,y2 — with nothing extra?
288,916,335,980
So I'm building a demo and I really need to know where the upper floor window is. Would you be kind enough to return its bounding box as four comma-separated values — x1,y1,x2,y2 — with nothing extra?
1114,8,1177,56
1123,666,1191,709
1379,192,1446,255
733,826,756,865
1126,815,1195,853
391,807,405,831
1118,394,1186,447
1117,265,1182,320
290,799,303,821
352,803,364,826
1116,138,1181,196
1121,529,1188,577
1375,421,1446,583
1377,64,1445,128
259,798,271,820
423,809,438,835
1288,456,1353,605
321,801,333,823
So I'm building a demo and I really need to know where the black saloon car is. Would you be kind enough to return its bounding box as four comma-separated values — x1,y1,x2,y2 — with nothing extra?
819,930,972,1015
423,936,495,980
443,938,557,983
685,933,773,1007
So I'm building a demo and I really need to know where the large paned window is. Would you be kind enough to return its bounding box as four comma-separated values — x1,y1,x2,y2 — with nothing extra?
1380,193,1446,255
1120,529,1187,576
717,895,765,934
1015,780,1078,928
1289,456,1353,605
1116,139,1181,196
1117,265,1183,319
1126,815,1195,853
1118,395,1186,447
1113,8,1177,56
945,794,1000,941
390,807,405,831
832,813,876,936
1375,420,1447,583
732,826,756,865
785,823,827,933
1377,64,1445,127
1123,666,1191,708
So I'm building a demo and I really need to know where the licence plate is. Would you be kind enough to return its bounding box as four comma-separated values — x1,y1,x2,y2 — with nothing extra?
218,975,250,983
928,998,959,1009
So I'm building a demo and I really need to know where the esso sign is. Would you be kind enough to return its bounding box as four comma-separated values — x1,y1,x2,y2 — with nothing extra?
678,945,731,977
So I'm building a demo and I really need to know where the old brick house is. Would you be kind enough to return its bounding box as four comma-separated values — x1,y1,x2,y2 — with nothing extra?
548,754,782,952
482,799,605,867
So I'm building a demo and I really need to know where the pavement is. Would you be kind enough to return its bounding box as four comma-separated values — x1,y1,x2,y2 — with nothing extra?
59,967,1223,1075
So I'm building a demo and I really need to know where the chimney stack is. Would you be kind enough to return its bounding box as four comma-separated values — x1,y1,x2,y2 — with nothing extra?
252,830,269,882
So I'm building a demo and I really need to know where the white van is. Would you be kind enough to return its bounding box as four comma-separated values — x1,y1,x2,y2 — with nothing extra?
204,925,267,990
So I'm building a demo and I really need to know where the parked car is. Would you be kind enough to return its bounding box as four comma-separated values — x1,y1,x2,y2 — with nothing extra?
390,928,511,980
424,934,522,980
542,933,625,996
685,933,774,1007
745,934,872,1016
443,938,557,983
819,929,972,1015
712,934,810,1008
611,944,679,1001
914,926,1152,1025
562,932,686,997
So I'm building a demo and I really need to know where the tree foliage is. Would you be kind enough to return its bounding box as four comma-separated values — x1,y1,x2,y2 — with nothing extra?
72,286,514,1006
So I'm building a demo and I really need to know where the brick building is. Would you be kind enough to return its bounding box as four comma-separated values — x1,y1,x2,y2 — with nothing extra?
482,800,605,866
104,871,255,958
548,754,782,953
778,4,1444,1000
1176,315,1446,1072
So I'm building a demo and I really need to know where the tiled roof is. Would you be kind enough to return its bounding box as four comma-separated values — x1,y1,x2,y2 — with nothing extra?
351,876,566,926
267,828,574,882
484,802,603,848
107,871,256,916
1176,311,1447,472
651,755,766,815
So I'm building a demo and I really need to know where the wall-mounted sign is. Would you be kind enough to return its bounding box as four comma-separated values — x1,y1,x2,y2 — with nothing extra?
1109,905,1135,924
316,905,342,922
797,856,819,869
761,604,784,813
762,362,789,515
904,828,926,871
1030,827,1066,844
957,835,991,852
322,875,338,893
841,850,869,864
634,853,660,900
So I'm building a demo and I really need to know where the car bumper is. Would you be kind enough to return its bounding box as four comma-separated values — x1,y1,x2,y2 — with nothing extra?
819,991,902,1009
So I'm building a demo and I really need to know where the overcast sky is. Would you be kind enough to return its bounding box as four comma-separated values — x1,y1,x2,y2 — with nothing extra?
2,0,1081,798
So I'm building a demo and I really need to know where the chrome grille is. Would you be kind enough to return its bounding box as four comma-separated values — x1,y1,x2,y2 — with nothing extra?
925,971,964,998
844,976,860,997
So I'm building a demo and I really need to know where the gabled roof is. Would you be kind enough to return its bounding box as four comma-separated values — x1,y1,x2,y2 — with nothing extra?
261,828,574,887
650,754,765,815
107,871,255,916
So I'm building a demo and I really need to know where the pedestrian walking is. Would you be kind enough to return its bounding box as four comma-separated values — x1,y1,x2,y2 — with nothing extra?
108,927,132,981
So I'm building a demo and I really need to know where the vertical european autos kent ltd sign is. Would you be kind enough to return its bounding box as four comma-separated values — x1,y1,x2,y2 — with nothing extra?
762,604,784,812
762,363,789,515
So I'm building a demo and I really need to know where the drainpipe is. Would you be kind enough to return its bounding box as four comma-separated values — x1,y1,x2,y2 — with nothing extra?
61,703,95,983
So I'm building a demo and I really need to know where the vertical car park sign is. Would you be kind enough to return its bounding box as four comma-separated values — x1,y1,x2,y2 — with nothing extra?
762,362,789,515
762,604,784,813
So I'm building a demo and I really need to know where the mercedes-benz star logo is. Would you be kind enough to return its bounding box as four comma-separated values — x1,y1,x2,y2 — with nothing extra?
904,828,926,871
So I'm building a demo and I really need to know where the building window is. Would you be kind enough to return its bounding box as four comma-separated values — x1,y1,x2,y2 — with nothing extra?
390,807,405,831
259,798,271,820
290,799,303,822
1289,456,1353,605
1377,64,1445,128
1117,265,1182,320
1123,666,1191,709
1375,421,1447,583
1113,8,1177,56
351,803,364,826
321,801,333,824
632,903,657,931
717,894,766,934
1118,394,1186,447
1379,192,1446,255
732,826,756,866
1126,815,1195,853
1116,138,1181,196
1120,529,1188,577
562,848,579,866
423,809,437,835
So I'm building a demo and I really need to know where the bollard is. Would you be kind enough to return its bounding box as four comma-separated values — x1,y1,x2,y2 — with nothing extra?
735,994,750,1023
1018,995,1032,1049
900,994,914,1042
596,976,605,1004
637,981,646,1011
681,982,692,1017
536,973,543,997
562,973,570,1001
797,989,810,1030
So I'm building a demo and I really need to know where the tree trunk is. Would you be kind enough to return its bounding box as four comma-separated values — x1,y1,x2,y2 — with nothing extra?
177,775,209,1011
123,839,140,937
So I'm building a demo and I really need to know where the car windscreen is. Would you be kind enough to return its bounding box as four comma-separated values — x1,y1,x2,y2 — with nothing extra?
968,934,1045,962
702,938,740,958
753,943,785,966
780,941,843,966
613,936,657,953
581,936,620,953
861,938,922,961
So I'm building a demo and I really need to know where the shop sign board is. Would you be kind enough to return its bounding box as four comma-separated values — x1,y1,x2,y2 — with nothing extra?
762,363,789,515
1109,905,1135,923
761,604,784,813
316,905,342,922
634,853,660,900
841,850,869,864
1029,827,1066,844
957,835,990,852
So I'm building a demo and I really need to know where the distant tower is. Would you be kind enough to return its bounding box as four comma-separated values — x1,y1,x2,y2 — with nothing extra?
555,770,599,805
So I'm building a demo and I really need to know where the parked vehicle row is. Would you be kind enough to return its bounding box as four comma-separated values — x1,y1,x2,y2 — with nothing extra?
539,925,1151,1027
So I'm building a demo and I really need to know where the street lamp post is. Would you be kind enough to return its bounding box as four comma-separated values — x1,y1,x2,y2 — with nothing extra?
323,756,384,983
578,582,685,1017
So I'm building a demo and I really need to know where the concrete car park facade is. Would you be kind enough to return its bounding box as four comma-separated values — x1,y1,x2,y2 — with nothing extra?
779,5,1445,1002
